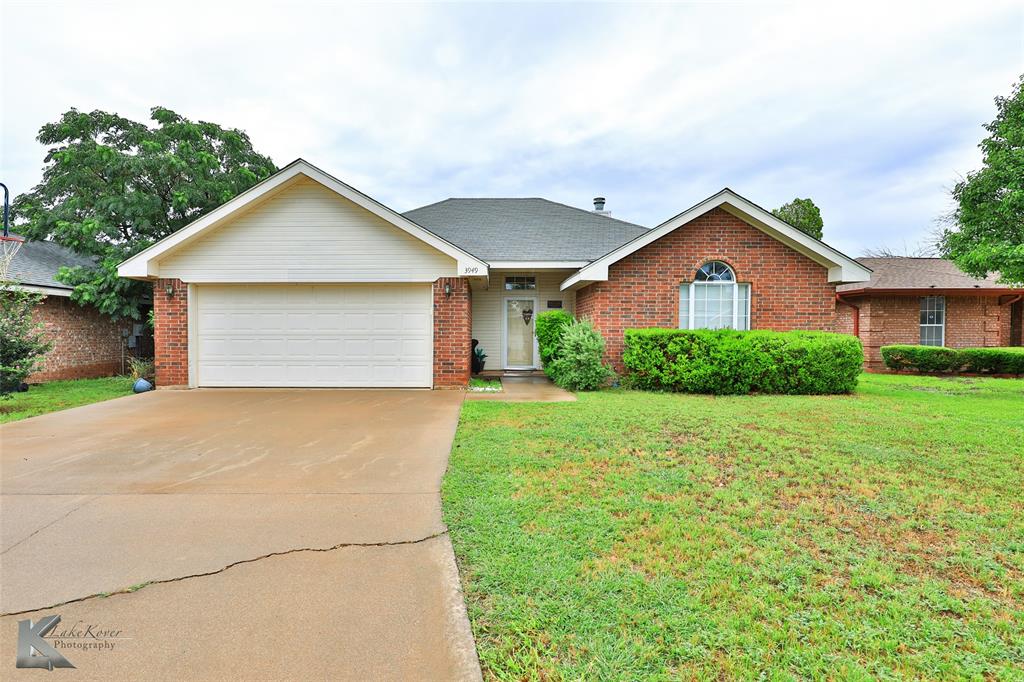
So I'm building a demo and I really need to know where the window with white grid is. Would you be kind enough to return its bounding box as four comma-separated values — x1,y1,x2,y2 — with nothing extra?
504,276,536,291
678,262,751,330
920,296,945,346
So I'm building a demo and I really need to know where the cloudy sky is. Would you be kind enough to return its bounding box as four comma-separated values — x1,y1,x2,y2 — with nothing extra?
1,1,1021,256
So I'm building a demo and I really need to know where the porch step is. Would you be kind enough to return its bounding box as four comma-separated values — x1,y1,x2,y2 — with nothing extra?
476,369,546,378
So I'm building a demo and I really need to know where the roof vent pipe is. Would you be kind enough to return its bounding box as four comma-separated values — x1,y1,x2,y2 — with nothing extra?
593,197,606,211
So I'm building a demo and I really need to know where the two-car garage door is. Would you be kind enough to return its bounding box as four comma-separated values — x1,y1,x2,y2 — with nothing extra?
195,284,432,387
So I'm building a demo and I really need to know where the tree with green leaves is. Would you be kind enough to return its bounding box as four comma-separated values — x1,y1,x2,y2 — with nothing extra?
0,282,53,394
941,75,1024,285
13,107,277,319
772,198,824,239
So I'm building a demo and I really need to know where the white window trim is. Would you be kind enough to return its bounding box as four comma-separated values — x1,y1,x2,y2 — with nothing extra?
920,296,946,346
682,281,750,330
680,262,750,330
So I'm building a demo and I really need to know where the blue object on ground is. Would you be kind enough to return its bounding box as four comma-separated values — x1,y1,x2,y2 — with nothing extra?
133,378,154,393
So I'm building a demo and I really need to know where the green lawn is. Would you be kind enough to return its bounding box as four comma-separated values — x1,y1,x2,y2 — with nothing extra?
443,374,1024,680
470,377,503,391
0,376,135,424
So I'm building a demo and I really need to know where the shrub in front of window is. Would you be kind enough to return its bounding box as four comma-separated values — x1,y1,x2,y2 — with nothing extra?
880,345,963,372
622,329,863,395
960,347,1024,374
546,319,615,391
535,309,574,372
881,345,1024,374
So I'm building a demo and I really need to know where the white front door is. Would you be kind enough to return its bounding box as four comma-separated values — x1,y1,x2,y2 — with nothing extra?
504,298,536,369
194,284,432,387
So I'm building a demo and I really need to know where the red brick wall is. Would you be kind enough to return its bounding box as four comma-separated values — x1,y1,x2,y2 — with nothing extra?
433,277,472,388
859,294,1013,368
153,278,188,387
835,301,858,337
27,296,131,383
576,207,837,371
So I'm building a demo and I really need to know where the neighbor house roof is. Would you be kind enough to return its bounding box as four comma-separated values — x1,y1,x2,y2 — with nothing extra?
7,236,95,294
837,258,1021,294
403,198,648,263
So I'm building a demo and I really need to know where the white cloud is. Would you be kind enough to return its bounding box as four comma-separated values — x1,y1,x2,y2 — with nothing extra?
1,0,1020,255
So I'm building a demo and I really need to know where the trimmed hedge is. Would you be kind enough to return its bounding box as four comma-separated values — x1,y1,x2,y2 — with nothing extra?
879,345,960,373
881,345,1024,374
623,329,863,395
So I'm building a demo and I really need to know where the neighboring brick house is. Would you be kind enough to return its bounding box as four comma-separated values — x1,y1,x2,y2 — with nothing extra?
118,160,870,388
7,239,147,383
836,258,1024,369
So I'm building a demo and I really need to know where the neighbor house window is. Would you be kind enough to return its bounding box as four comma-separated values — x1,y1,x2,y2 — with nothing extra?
678,261,751,330
920,296,945,346
505,276,536,291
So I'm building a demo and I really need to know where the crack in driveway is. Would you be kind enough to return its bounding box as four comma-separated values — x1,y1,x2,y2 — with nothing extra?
1,495,98,555
2,529,450,617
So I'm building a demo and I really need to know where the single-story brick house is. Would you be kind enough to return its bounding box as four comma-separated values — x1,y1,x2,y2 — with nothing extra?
119,159,878,388
8,239,147,382
836,258,1024,369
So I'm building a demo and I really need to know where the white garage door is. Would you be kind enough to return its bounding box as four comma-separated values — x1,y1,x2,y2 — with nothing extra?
195,284,432,387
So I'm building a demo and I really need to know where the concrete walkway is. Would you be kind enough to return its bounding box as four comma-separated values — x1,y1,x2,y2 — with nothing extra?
1,390,481,680
466,376,576,402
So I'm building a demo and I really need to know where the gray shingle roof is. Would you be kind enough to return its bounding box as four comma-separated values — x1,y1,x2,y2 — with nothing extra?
838,258,1013,292
403,198,648,262
6,236,96,290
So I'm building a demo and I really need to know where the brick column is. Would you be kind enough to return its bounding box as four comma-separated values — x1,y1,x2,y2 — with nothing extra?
153,278,188,387
433,277,472,388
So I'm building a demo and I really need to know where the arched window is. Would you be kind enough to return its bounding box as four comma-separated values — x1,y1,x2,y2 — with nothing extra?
679,262,751,330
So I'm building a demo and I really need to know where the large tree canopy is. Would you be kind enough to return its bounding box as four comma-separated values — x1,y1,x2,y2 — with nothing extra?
13,107,277,319
771,197,824,240
941,75,1024,285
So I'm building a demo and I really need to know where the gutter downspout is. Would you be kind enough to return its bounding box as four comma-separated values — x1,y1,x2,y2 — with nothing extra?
835,293,859,337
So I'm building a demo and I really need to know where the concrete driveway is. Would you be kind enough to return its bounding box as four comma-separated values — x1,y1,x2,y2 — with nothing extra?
0,389,480,680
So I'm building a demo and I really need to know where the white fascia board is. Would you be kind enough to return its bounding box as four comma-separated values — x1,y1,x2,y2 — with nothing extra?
117,164,307,279
565,189,871,287
559,268,605,291
117,159,488,280
716,201,871,283
488,261,589,270
12,284,74,297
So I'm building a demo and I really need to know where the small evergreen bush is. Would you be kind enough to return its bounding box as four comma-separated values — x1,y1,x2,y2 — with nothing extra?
546,319,615,391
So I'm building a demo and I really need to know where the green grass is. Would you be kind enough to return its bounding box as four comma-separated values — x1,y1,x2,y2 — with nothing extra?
0,376,134,423
470,377,503,391
443,374,1024,680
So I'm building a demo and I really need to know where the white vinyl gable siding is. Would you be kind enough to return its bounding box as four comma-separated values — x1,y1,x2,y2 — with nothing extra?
470,270,575,369
158,178,456,282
